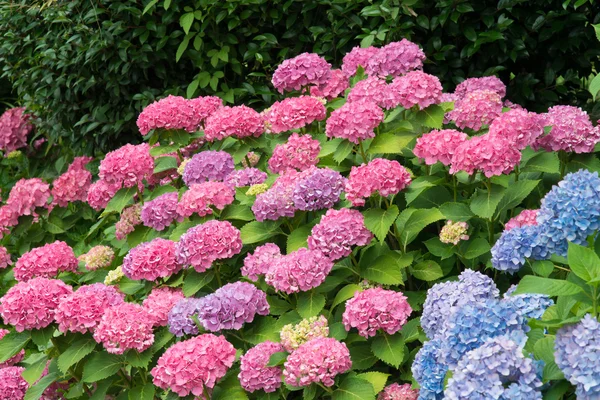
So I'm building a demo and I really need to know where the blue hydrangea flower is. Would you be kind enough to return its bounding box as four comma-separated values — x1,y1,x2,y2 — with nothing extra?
491,225,549,274
167,297,204,337
445,331,543,400
421,269,499,339
503,285,553,319
412,338,447,400
537,169,600,257
555,314,600,399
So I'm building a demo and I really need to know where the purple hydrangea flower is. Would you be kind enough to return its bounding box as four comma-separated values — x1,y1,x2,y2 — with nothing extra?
224,168,268,188
292,168,346,211
252,185,296,222
167,297,204,337
140,192,183,231
182,151,235,186
503,285,553,320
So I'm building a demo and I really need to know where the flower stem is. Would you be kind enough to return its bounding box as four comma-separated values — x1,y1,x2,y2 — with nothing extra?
358,140,368,164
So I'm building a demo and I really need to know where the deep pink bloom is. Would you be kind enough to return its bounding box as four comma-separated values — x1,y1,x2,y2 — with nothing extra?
242,243,282,281
51,156,93,207
347,77,400,110
342,46,379,77
143,287,185,327
263,96,326,134
390,71,443,110
413,129,469,166
141,192,183,231
345,158,412,206
272,53,332,93
239,341,284,393
122,238,181,281
505,209,539,231
488,109,545,150
449,134,521,177
115,204,142,240
325,100,384,144
86,179,121,211
14,241,78,282
310,69,349,99
98,143,154,188
189,96,223,124
0,205,19,233
0,107,33,153
268,133,321,173
0,329,24,367
265,248,333,294
204,105,264,141
454,76,506,99
366,40,425,78
378,383,419,400
151,334,236,396
0,277,73,332
534,105,600,153
0,366,28,399
6,178,50,217
93,302,154,354
176,182,235,218
0,246,12,269
449,90,503,131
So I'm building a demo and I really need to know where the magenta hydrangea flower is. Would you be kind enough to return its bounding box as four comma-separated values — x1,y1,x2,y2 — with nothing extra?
534,105,600,153
204,105,264,141
182,150,235,186
308,208,373,260
143,287,185,327
309,69,349,99
378,383,419,400
265,248,333,294
0,366,28,400
51,156,93,207
189,96,223,122
93,302,154,354
342,46,379,77
14,240,78,282
347,77,400,110
366,40,425,78
263,96,326,134
488,109,544,150
0,329,24,367
505,209,539,231
177,181,235,218
6,178,50,217
390,70,443,110
223,168,267,188
345,158,412,206
272,52,332,93
99,143,154,188
239,341,284,393
292,167,346,211
325,100,384,144
252,169,309,221
454,76,506,99
0,107,33,153
79,245,115,271
151,334,236,397
450,90,503,131
197,281,270,331
413,129,468,166
115,204,142,240
122,238,181,281
0,277,72,332
283,337,352,387
343,287,412,338
449,134,521,177
0,246,13,270
0,205,18,234
87,179,121,211
175,220,242,272
55,283,124,334
242,243,282,281
141,192,183,231
268,133,321,174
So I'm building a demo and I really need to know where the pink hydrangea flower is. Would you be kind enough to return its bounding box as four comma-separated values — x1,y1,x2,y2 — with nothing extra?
51,156,93,207
115,204,142,240
309,69,349,99
122,238,181,281
0,366,28,399
0,107,33,153
343,287,412,337
449,134,521,177
505,209,539,231
308,208,373,260
454,76,506,99
93,302,154,354
239,341,284,393
347,77,400,110
413,129,469,166
390,71,443,110
272,53,332,93
204,105,264,141
0,329,24,367
55,283,124,334
151,334,236,397
142,287,185,327
140,192,183,231
98,143,154,188
180,137,207,158
325,100,384,144
283,337,352,387
0,205,18,232
533,105,600,153
0,246,12,269
449,90,502,131
366,40,425,78
269,133,321,173
263,96,326,134
488,109,544,150
223,168,267,188
189,96,223,123
342,46,379,77
6,178,50,217
378,383,419,400
242,243,282,281
265,248,333,294
14,241,78,282
345,158,412,206
79,245,115,271
0,277,72,332
87,179,121,211
175,220,242,272
176,182,235,218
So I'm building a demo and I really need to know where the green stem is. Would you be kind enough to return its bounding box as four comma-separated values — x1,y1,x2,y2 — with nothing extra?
214,264,222,287
514,164,520,182
593,286,598,317
317,383,333,394
452,173,457,202
358,140,368,164
382,196,391,209
118,369,132,388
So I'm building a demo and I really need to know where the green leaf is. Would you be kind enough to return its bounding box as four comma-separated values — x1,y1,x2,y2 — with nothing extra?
368,133,414,154
142,0,159,14
371,333,405,368
411,260,444,281
533,335,556,364
415,104,444,129
118,278,146,295
22,354,48,384
349,343,378,370
45,215,66,233
0,330,31,363
213,373,249,400
176,34,191,62
360,253,404,285
363,206,399,242
125,348,154,369
296,291,326,319
89,378,114,400
287,224,312,253
439,202,474,222
567,242,600,283
397,208,444,248
514,276,583,296
333,140,355,163
494,180,539,218
531,260,555,277
183,270,214,296
31,326,54,347
24,371,59,400
220,205,254,221
180,13,195,35
240,221,282,244
522,152,560,174
154,156,178,173
128,383,155,400
424,237,454,259
470,185,506,219
266,351,287,367
463,238,491,260
103,187,136,215
82,353,123,383
58,338,97,374
355,372,389,394
590,74,600,99
332,377,375,400
319,139,343,157
332,284,361,309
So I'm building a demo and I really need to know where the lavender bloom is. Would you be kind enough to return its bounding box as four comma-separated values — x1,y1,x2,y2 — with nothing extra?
252,185,296,221
224,168,267,188
167,297,204,337
182,151,234,186
491,225,549,274
292,168,346,211
140,192,183,231
412,338,447,400
503,285,553,320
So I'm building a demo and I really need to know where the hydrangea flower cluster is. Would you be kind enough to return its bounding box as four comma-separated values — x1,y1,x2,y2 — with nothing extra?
223,168,267,188
204,105,264,141
343,287,412,337
0,329,24,367
168,297,205,337
307,208,373,260
246,183,268,196
93,302,154,354
6,177,50,217
341,46,379,77
378,383,419,400
265,248,333,293
239,341,285,393
182,151,235,186
175,220,242,272
366,40,425,78
104,265,125,285
79,245,114,270
51,156,93,207
454,76,507,98
14,240,78,281
177,182,235,218
439,220,469,245
413,129,468,166
0,246,11,269
490,225,547,274
505,209,539,231
251,168,310,221
280,315,329,352
115,204,142,240
87,179,121,211
142,287,185,327
309,69,349,99
503,285,553,320
122,238,181,281
325,100,384,143
271,52,332,93
347,77,400,110
151,334,236,397
534,105,600,153
268,133,321,173
141,192,183,231
488,109,544,150
292,167,345,211
449,134,521,177
412,338,448,400
390,71,442,110
345,158,412,206
241,151,260,167
450,90,502,130
0,107,33,153
0,366,28,400
263,96,326,133
242,243,282,281
98,143,154,188
55,283,124,334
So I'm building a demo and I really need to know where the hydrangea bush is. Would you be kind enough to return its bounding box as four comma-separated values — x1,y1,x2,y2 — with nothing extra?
0,37,599,400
